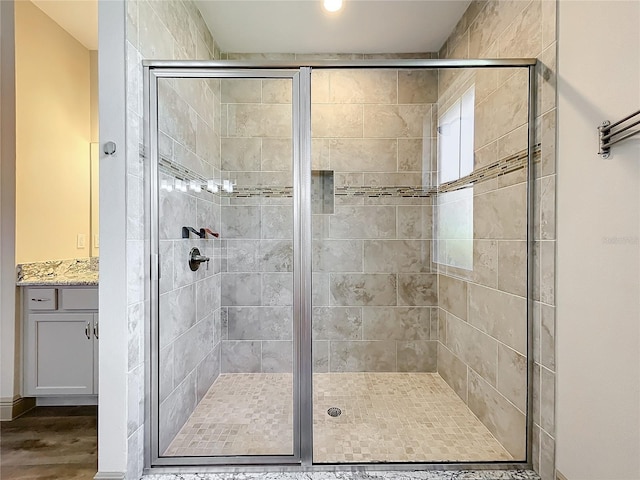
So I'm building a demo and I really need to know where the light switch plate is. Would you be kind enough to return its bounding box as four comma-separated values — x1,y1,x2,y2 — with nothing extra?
77,234,86,249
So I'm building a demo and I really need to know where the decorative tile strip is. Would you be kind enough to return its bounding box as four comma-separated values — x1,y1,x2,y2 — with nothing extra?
157,145,540,199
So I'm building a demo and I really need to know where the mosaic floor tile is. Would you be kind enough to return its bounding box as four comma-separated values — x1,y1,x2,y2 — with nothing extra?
164,373,512,463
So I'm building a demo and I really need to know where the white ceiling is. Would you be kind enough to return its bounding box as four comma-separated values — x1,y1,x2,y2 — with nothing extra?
196,0,471,54
31,0,98,50
27,0,470,56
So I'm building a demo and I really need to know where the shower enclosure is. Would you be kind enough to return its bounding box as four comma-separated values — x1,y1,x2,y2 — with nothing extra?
144,59,536,470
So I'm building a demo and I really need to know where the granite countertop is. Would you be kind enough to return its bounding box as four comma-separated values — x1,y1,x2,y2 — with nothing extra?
16,257,99,286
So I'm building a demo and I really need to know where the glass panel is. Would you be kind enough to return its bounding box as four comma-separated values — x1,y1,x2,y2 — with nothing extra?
156,76,295,457
311,67,529,464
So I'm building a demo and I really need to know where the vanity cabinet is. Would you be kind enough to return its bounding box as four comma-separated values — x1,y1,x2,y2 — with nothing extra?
23,286,99,396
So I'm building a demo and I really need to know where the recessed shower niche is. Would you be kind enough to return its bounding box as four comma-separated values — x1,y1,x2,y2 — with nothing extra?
146,61,535,468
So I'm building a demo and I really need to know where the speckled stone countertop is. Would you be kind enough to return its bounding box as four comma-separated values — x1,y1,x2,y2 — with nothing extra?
141,470,540,480
16,257,99,286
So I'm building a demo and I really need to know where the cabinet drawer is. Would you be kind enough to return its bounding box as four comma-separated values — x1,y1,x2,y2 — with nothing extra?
60,288,98,310
26,288,57,310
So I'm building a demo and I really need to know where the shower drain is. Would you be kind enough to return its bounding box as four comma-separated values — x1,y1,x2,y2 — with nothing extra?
327,407,342,417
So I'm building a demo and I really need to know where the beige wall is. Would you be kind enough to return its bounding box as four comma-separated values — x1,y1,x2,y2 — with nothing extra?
15,0,92,264
557,1,640,479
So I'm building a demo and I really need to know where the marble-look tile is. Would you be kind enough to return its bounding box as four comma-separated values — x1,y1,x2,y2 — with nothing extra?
539,428,556,480
196,274,220,322
438,274,468,320
158,82,197,152
498,240,527,297
329,139,397,172
313,239,363,272
221,273,261,306
330,206,396,239
159,344,174,404
397,138,424,172
196,346,220,403
262,273,293,306
262,341,293,373
262,206,293,239
539,175,556,240
468,370,526,460
541,367,555,434
310,69,330,103
397,205,432,240
363,104,431,138
362,307,431,340
312,307,362,340
220,340,261,373
474,72,528,149
226,239,262,272
497,343,527,413
312,340,329,373
262,137,292,171
173,315,215,386
173,239,211,288
329,69,397,104
138,1,174,60
159,284,197,348
312,104,363,138
221,205,261,239
330,274,397,306
468,283,527,355
397,341,437,372
127,301,143,371
227,104,292,137
437,342,468,402
330,341,396,372
398,274,437,306
538,240,555,305
227,306,292,340
159,373,196,453
221,78,261,103
398,70,438,104
262,79,292,104
159,189,196,240
261,240,293,272
498,0,542,58
446,312,498,386
364,240,431,273
313,273,330,306
474,183,527,240
221,137,261,171
540,303,555,371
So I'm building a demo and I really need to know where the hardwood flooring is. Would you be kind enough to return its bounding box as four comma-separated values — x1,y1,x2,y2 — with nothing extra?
0,406,97,480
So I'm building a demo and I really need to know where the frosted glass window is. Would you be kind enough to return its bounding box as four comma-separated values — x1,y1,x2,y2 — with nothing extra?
460,87,475,177
438,102,461,184
435,86,475,271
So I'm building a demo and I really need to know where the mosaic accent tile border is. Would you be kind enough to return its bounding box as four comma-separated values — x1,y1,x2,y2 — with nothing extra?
157,145,539,200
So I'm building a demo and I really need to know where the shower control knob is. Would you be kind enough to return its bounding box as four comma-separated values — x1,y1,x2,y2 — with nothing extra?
189,247,210,271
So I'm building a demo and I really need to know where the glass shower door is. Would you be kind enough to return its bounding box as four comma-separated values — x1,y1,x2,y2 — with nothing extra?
152,71,300,461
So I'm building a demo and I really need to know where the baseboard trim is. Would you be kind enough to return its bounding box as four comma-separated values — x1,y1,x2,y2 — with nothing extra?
36,395,98,406
94,472,126,480
0,396,36,421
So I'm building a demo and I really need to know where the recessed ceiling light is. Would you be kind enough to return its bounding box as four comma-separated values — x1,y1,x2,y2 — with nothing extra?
323,0,343,13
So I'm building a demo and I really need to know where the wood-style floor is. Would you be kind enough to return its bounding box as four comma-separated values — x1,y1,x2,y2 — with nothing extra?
0,406,97,480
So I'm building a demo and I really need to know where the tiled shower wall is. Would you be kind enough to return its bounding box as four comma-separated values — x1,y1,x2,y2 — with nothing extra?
437,0,557,477
310,68,438,373
124,0,221,475
156,77,223,453
218,78,295,374
215,63,440,374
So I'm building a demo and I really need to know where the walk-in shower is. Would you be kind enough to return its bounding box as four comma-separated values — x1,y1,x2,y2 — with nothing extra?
144,59,536,470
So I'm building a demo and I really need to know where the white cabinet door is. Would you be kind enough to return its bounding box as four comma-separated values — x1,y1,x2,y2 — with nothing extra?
25,313,95,396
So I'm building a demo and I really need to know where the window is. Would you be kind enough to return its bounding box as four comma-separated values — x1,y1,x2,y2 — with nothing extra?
434,86,475,271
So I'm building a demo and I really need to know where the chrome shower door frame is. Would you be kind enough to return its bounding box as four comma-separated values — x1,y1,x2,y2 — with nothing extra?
145,66,308,468
143,59,537,473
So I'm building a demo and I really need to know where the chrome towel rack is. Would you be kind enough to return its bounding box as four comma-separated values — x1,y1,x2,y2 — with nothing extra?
598,109,640,158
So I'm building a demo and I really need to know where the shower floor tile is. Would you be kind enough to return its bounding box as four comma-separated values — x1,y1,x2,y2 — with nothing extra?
164,372,513,463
